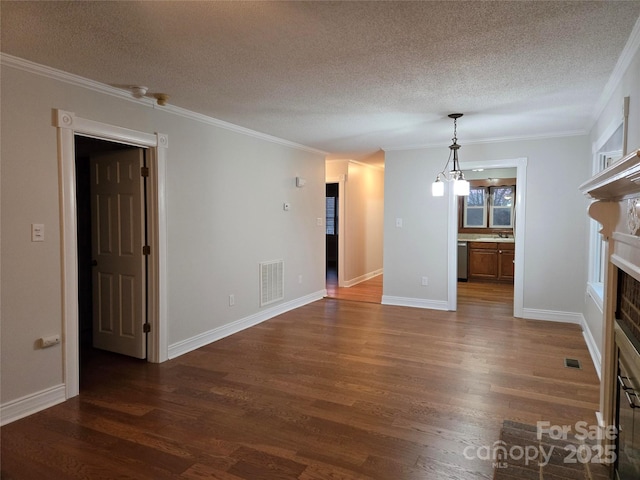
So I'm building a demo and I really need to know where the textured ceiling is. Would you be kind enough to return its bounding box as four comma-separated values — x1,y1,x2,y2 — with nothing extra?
2,1,640,164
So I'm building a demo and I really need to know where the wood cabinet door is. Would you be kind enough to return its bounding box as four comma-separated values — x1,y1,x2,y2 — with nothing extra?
469,248,498,279
498,249,515,280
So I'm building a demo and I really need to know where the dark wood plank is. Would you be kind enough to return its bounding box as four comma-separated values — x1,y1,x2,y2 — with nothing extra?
1,296,600,479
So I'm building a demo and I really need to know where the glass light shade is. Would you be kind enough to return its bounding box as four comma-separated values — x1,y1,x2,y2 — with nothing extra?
432,179,444,197
453,178,470,196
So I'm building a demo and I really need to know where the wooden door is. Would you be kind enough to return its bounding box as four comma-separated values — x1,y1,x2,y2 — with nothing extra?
90,148,146,359
468,242,498,280
498,246,515,281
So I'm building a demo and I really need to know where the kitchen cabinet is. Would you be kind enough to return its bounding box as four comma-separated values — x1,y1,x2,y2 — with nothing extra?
498,243,515,281
468,242,514,282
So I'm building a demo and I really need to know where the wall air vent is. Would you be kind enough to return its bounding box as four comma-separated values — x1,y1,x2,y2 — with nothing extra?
260,259,284,307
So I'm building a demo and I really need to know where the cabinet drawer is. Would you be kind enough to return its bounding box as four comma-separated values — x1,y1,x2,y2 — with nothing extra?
469,242,497,249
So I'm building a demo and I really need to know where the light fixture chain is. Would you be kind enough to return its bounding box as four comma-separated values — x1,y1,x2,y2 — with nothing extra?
431,113,470,197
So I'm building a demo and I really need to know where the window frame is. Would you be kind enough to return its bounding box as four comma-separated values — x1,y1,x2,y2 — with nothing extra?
458,178,516,234
463,186,488,228
488,185,515,229
587,150,620,310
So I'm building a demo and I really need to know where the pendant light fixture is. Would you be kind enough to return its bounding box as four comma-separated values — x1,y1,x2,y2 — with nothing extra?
432,113,470,197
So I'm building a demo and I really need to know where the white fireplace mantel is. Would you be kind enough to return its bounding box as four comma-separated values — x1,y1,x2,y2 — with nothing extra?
580,149,640,201
580,149,640,239
579,148,640,438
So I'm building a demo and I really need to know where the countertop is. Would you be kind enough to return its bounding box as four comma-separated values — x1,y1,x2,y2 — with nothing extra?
458,237,515,243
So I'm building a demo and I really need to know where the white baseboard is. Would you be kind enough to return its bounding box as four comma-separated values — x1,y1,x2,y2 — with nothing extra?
168,290,325,359
521,308,583,324
0,384,66,426
522,308,602,378
343,269,383,288
381,295,449,311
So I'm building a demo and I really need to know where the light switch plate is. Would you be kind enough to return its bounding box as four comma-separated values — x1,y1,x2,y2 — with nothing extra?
32,224,44,242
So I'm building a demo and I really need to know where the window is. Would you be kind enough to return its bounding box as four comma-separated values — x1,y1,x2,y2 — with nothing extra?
461,183,515,230
326,196,337,235
489,186,514,228
463,187,487,227
588,151,619,305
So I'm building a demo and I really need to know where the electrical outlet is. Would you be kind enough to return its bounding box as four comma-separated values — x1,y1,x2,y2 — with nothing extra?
298,275,303,284
316,217,323,226
395,218,403,228
229,294,235,306
421,276,428,286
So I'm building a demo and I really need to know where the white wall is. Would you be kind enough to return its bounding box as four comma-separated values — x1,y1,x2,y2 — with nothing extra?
591,37,640,156
383,135,591,314
326,160,384,285
0,61,326,409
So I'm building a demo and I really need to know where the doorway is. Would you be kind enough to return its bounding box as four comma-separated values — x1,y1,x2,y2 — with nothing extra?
55,109,168,399
75,137,149,374
449,157,527,316
325,183,339,284
324,170,384,304
457,168,516,308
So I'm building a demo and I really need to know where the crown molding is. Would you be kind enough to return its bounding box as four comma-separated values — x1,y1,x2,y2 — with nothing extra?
0,53,154,107
590,15,640,128
160,103,328,156
0,53,328,156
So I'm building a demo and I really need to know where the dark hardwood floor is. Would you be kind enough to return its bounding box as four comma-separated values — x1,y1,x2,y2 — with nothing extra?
1,288,600,479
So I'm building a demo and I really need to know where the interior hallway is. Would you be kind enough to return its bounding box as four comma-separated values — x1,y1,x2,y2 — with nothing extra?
325,268,383,303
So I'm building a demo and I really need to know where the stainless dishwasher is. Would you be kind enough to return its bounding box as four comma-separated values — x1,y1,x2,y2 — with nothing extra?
457,241,468,281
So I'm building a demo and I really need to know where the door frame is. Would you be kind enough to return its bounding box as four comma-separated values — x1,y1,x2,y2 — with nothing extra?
54,109,168,399
448,156,527,316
